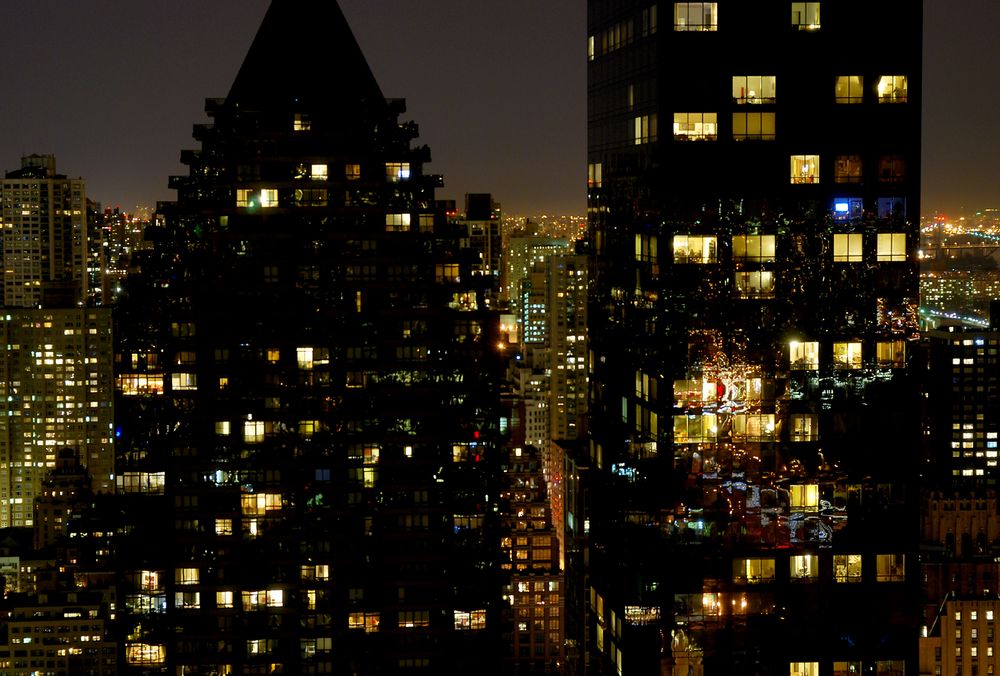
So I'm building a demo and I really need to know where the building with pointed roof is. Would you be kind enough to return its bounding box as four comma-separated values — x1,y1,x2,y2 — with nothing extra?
114,1,503,672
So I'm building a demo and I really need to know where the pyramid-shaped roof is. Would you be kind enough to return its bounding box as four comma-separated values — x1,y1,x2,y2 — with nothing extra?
227,0,385,112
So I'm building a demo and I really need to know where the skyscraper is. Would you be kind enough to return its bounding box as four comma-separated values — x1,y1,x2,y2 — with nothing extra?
115,2,501,673
586,2,921,673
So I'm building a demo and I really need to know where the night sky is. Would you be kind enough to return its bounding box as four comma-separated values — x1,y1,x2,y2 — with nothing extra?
0,1,994,217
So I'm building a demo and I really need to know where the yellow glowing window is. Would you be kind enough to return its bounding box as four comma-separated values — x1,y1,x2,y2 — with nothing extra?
345,163,361,180
835,75,864,103
833,233,863,262
673,235,716,263
877,75,908,103
833,341,862,369
236,189,253,207
293,114,311,131
635,234,658,262
215,421,231,436
673,112,717,141
175,591,200,609
634,114,657,144
266,348,280,363
790,341,819,370
386,162,411,182
790,662,820,676
791,3,820,30
732,75,776,104
216,590,234,608
309,164,328,181
734,558,775,583
876,554,905,581
175,567,199,586
436,264,460,282
790,414,818,442
588,162,603,188
259,189,278,208
299,420,318,437
244,420,265,443
673,379,717,407
732,112,775,141
733,414,775,442
241,492,282,516
215,519,233,536
297,347,314,370
877,233,906,261
674,2,718,31
386,213,411,232
732,235,775,262
171,373,197,391
126,644,166,666
734,271,775,299
790,155,820,184
348,612,380,633
672,413,718,443
790,555,818,581
363,446,380,465
834,554,862,583
877,340,906,368
789,484,819,510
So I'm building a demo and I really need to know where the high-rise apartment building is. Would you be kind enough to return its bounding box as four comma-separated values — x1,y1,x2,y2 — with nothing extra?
0,309,113,528
586,2,921,673
114,2,501,673
1,155,87,308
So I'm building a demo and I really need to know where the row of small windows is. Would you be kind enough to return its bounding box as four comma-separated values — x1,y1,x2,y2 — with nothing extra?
791,662,904,676
734,553,905,583
673,3,820,32
640,233,908,265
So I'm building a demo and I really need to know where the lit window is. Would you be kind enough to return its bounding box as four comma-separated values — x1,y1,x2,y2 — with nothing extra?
833,233,863,262
875,553,905,581
297,347,314,370
834,662,862,676
879,155,906,183
834,155,862,183
635,234,658,262
835,75,863,103
175,568,199,586
734,558,775,584
790,484,819,510
732,112,775,141
126,644,166,666
634,114,657,144
397,610,431,628
241,492,282,516
348,612,380,633
734,271,775,299
310,164,328,180
215,519,233,536
244,421,265,444
878,75,908,103
386,162,411,182
436,264,460,282
171,373,197,391
175,591,200,609
386,213,411,232
732,75,776,104
790,155,820,184
833,198,863,220
216,590,233,608
833,554,862,583
215,421,231,436
833,341,862,369
733,235,775,262
236,189,253,207
791,3,820,30
345,164,361,180
790,555,819,581
673,235,716,263
733,414,775,441
877,233,907,262
258,189,278,208
674,2,718,31
588,162,603,188
588,35,595,61
790,414,818,442
877,340,906,368
672,413,718,443
790,663,820,676
293,114,311,131
790,341,819,370
673,113,717,141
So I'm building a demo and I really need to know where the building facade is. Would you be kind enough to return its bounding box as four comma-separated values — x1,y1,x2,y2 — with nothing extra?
586,1,922,673
114,2,502,673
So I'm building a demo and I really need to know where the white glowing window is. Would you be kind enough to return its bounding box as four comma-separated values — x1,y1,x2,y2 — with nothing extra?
259,189,278,208
310,164,328,180
791,155,820,184
674,113,718,141
297,347,314,370
386,213,411,232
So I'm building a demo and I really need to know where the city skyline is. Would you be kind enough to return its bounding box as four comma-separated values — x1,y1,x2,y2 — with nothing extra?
0,1,996,216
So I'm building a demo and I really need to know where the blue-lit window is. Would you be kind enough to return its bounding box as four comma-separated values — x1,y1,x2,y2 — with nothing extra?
833,198,863,220
877,197,906,219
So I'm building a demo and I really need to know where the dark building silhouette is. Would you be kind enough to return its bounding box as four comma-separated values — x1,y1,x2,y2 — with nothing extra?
585,2,922,673
114,2,502,673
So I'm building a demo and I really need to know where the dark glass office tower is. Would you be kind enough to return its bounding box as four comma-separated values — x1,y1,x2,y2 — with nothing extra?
586,2,921,674
114,2,501,673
